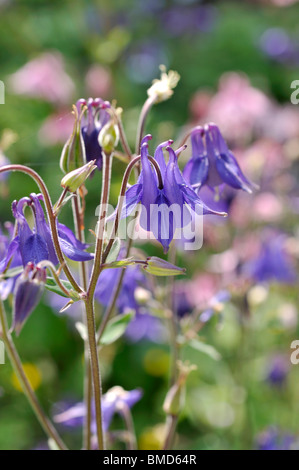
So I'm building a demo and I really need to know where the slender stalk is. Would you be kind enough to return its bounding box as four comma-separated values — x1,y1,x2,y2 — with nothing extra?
85,153,113,450
135,96,155,154
120,404,138,450
72,194,93,450
84,298,104,450
96,262,127,342
163,415,178,451
167,245,180,386
0,299,67,450
111,107,133,160
0,165,81,294
163,246,180,451
37,260,74,298
87,153,112,299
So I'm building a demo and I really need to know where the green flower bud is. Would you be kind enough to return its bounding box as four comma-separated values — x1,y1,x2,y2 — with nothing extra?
61,160,97,193
98,119,119,155
60,105,86,174
143,257,186,277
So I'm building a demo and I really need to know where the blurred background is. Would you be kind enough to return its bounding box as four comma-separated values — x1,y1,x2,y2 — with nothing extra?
1,0,299,450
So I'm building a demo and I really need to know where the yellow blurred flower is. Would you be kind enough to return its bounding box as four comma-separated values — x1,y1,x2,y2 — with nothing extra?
11,363,42,392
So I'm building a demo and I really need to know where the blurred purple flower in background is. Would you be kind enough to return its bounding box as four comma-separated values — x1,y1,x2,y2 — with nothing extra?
243,231,297,284
260,28,299,65
266,355,289,388
54,386,142,435
96,263,165,343
256,427,295,450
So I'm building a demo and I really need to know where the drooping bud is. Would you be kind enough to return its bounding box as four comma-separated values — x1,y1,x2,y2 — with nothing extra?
143,257,186,277
61,160,97,193
12,263,46,335
163,361,196,416
147,65,180,104
60,105,86,174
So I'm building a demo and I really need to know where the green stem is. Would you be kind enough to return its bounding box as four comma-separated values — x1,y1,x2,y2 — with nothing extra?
71,194,93,450
0,299,67,450
135,96,155,154
85,153,113,450
87,153,112,299
120,403,138,450
163,415,178,451
84,298,104,450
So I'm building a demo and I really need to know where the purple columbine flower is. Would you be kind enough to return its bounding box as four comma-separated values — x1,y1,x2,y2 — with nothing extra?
243,232,296,284
54,386,142,434
76,98,110,171
183,124,254,195
0,222,22,300
121,137,225,253
0,193,94,271
13,262,46,335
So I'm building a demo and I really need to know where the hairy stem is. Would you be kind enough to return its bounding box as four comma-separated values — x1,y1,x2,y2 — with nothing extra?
84,298,104,450
135,96,155,154
0,299,67,450
72,194,93,450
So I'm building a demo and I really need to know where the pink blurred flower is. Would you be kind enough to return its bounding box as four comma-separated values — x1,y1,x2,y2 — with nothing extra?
259,105,299,142
206,73,271,142
270,0,298,6
38,111,74,146
85,65,112,98
190,73,271,143
9,52,75,104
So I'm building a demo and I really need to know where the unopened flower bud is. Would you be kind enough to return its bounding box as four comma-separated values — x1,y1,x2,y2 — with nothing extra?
98,119,119,155
61,160,97,193
147,65,180,104
60,105,86,174
143,257,186,277
13,263,46,335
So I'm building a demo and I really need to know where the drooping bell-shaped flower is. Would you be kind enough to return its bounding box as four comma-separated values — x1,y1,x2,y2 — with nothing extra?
0,193,94,271
13,262,46,335
121,138,226,252
183,123,254,194
76,98,111,171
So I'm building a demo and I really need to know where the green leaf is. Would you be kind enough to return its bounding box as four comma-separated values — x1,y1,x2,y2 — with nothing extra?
105,237,121,264
99,312,134,346
189,339,221,361
45,277,80,301
0,266,23,279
